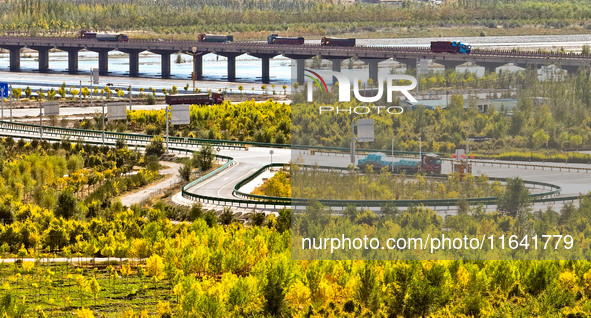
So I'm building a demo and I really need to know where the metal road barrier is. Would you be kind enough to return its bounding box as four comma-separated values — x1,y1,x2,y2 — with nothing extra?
223,163,564,209
0,121,582,210
0,120,436,156
445,158,591,173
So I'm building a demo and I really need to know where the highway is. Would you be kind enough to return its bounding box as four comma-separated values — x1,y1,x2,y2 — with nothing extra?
176,147,591,214
0,120,586,214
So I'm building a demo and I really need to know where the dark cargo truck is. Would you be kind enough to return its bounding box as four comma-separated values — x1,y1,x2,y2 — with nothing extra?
198,33,234,43
78,30,128,42
165,93,224,105
78,30,97,39
430,41,471,54
267,34,305,45
96,34,129,42
321,37,356,47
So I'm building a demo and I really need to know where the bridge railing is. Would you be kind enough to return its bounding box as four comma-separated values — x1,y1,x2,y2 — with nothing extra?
2,36,591,60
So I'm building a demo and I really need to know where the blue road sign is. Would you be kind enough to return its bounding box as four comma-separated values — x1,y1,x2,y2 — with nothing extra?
0,83,7,98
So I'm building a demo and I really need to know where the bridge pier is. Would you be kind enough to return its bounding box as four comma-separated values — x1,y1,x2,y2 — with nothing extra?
320,55,348,83
436,60,464,71
150,50,177,78
119,49,144,77
480,62,506,73
2,46,24,72
330,59,344,73
285,54,315,84
120,49,143,77
361,58,385,83
194,52,204,80
561,65,579,74
57,47,81,74
251,53,277,83
30,46,50,72
218,53,242,82
397,58,417,71
97,50,110,75
88,48,112,75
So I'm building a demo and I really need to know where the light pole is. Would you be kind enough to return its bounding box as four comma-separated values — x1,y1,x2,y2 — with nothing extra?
165,106,169,153
192,47,197,93
102,103,105,146
1,85,4,122
79,80,82,107
9,84,12,122
129,85,132,111
39,102,43,142
418,137,422,160
350,119,356,165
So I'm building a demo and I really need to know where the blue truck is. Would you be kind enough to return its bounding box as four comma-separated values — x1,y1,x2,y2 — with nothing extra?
430,41,471,54
357,153,442,174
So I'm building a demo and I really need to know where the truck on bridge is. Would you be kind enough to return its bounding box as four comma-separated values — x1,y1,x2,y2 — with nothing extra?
267,34,305,45
78,30,129,42
198,33,234,43
357,152,442,174
321,37,356,47
430,41,471,54
165,93,224,105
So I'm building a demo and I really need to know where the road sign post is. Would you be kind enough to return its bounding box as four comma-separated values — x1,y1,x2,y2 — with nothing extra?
79,81,82,107
9,84,13,122
41,101,59,141
129,85,132,111
1,87,4,122
0,82,7,123
357,119,375,142
165,106,169,153
102,103,106,146
192,47,197,93
39,104,43,141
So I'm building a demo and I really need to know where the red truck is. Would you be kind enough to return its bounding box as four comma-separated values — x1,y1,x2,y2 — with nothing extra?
321,37,356,47
267,34,305,45
165,93,224,105
430,41,471,54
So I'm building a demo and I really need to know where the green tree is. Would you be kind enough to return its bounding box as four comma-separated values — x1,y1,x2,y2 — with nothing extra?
498,177,531,219
219,207,236,225
58,82,66,99
88,277,100,306
192,144,215,171
178,161,192,182
569,135,583,150
146,254,165,287
81,87,90,99
145,136,165,157
263,260,292,317
55,190,79,219
532,129,549,149
356,263,380,312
